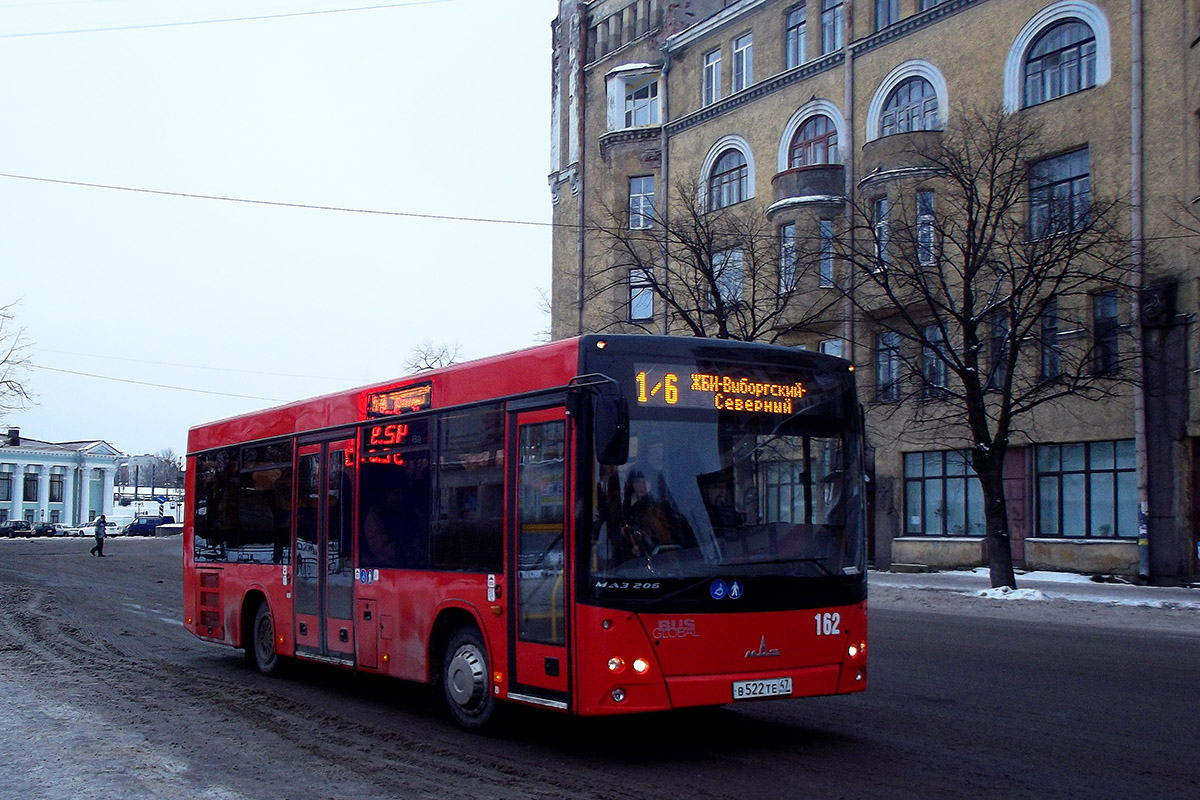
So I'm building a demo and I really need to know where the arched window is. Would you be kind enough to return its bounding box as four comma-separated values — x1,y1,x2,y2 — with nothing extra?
879,77,938,137
789,115,839,167
709,149,748,210
1023,20,1096,106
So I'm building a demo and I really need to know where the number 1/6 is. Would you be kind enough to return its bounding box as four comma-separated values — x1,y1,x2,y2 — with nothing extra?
635,371,679,405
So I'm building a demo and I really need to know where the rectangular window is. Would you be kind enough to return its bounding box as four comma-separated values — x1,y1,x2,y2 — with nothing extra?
876,331,902,402
51,510,60,524
629,268,654,321
732,33,753,92
923,324,949,395
819,339,843,358
1036,440,1136,537
786,5,807,68
359,423,431,570
1041,300,1060,380
432,406,505,571
904,451,986,535
1092,291,1119,374
193,442,294,565
917,190,937,266
988,314,1010,390
779,223,797,292
1030,148,1090,238
919,0,943,9
821,0,844,54
624,75,659,128
703,49,722,106
50,473,64,503
628,175,655,230
876,0,899,30
819,219,835,287
23,473,37,502
714,248,745,303
0,474,9,502
873,197,890,268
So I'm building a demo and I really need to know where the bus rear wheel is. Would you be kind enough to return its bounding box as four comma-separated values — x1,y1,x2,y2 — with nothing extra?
250,600,284,677
442,626,495,730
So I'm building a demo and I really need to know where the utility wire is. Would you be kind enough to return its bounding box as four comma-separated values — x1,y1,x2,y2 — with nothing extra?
0,172,555,229
30,363,286,402
39,347,338,381
0,0,456,38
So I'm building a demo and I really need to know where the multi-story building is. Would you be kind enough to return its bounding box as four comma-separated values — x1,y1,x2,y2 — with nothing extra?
548,0,1199,582
0,427,122,525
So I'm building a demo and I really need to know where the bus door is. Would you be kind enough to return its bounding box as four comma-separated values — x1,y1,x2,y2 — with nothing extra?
507,404,571,708
294,436,356,664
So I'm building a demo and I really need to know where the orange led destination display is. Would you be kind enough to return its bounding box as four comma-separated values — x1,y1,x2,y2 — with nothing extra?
365,382,432,418
634,365,806,415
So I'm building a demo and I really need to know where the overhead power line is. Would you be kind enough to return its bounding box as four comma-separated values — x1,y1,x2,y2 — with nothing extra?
0,0,456,39
0,172,555,229
30,363,285,402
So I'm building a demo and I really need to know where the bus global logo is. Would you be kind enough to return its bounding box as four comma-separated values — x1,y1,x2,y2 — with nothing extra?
652,619,699,639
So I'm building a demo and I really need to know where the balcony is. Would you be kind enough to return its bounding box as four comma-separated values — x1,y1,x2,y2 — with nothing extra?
858,130,943,189
766,164,846,220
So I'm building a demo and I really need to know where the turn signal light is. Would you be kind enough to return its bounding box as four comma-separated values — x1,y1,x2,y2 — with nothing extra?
607,657,625,673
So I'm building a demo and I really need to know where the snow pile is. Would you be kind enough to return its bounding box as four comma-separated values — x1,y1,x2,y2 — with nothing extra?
975,586,1048,601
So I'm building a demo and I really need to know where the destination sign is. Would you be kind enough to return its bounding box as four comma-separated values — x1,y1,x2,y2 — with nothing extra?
360,418,429,465
634,364,807,416
365,382,432,417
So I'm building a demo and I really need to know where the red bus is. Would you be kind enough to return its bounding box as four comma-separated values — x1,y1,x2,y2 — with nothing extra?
184,335,867,728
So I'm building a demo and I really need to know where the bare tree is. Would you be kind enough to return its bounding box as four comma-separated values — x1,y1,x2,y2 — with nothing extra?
586,179,840,342
0,302,31,419
830,109,1136,588
405,341,463,372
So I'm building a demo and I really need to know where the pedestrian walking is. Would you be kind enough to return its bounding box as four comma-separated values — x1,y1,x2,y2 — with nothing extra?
90,515,107,557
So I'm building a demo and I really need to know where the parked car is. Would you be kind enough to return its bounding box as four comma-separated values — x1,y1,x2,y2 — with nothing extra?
1,520,33,538
68,518,119,538
122,516,175,537
32,521,61,537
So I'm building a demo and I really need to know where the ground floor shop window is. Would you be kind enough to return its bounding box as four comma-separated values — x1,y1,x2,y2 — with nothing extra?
1036,440,1135,537
903,450,984,535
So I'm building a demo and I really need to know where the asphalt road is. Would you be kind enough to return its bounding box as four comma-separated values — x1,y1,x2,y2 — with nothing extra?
1,536,1196,799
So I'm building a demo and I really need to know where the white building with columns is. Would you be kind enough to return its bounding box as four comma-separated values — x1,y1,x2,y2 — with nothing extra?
0,427,122,526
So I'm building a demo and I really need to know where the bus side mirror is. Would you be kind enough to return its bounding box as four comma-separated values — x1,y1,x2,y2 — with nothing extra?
594,395,629,466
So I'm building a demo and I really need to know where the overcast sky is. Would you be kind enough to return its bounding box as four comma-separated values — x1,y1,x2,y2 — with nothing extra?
0,0,559,458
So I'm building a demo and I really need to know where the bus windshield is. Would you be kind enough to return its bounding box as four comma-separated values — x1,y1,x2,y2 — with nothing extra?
590,412,861,584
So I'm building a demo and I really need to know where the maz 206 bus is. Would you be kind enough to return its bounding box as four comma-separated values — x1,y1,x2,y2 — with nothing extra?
183,335,867,729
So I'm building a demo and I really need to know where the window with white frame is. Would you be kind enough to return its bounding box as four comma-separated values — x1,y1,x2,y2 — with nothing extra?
50,473,64,503
0,473,11,502
987,314,1010,390
23,473,37,502
629,175,655,230
1023,19,1096,107
732,32,753,92
779,223,797,292
708,149,748,210
904,451,985,535
819,339,843,358
1040,300,1060,380
879,76,939,136
624,74,660,128
919,0,943,9
629,268,654,321
819,219,834,287
875,331,901,401
703,49,722,106
1030,148,1090,238
714,248,744,303
917,190,937,265
1036,440,1136,537
821,0,844,54
786,5,807,69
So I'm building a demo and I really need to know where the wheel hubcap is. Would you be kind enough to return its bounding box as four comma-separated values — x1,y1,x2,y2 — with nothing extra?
447,645,486,709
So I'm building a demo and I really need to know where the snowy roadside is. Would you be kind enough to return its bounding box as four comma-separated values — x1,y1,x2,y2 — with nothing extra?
870,567,1200,610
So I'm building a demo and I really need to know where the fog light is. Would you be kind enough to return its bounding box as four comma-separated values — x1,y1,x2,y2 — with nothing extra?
608,657,625,673
611,688,626,702
856,670,864,682
632,658,649,674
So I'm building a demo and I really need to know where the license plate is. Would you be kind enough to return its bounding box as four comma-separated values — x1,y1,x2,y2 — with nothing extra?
732,677,793,700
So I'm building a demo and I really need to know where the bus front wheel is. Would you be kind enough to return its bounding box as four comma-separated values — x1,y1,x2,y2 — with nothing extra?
251,600,284,677
442,626,495,730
